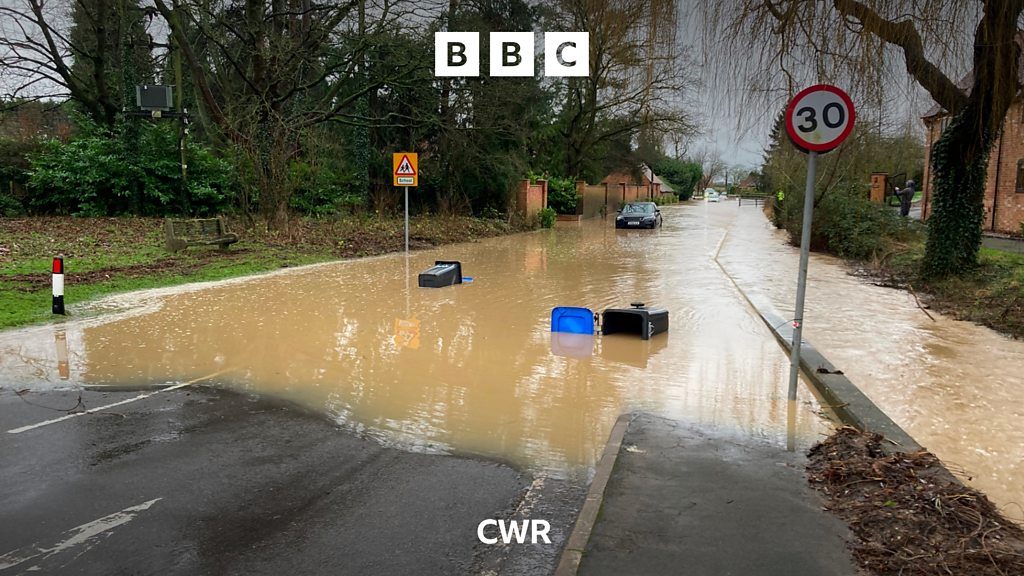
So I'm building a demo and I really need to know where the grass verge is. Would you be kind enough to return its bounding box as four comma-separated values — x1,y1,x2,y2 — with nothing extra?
1,215,530,330
857,239,1024,339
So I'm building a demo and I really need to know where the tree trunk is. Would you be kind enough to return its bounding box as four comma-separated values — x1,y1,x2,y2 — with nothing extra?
922,109,994,278
268,196,290,233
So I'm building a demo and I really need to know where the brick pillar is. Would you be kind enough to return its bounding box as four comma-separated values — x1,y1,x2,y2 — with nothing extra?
575,180,586,215
517,180,529,218
538,179,548,210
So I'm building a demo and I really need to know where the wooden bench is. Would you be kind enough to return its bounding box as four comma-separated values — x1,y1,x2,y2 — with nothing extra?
164,217,239,252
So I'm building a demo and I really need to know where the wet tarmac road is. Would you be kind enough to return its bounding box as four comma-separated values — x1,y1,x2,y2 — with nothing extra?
0,386,583,575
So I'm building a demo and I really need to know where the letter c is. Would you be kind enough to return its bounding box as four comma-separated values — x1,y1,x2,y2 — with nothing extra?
477,519,498,544
556,42,577,67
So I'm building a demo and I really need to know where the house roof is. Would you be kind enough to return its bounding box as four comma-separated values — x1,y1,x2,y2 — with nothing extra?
599,170,641,185
642,164,675,192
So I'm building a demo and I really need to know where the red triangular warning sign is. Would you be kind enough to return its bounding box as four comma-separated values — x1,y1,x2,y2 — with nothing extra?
395,155,416,176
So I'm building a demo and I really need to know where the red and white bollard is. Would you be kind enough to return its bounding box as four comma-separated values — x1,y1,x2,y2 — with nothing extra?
52,255,65,315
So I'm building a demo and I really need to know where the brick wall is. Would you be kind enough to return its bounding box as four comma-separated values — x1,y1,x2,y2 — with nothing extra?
923,105,1024,234
513,171,666,221
516,179,548,220
987,103,1024,234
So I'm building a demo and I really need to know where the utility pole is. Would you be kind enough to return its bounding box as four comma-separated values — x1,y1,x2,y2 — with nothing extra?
173,0,189,215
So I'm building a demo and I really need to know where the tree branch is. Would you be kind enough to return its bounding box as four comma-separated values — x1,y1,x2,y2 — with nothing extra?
830,0,968,114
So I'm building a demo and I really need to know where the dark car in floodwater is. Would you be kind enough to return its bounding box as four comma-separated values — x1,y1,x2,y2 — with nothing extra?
615,202,662,229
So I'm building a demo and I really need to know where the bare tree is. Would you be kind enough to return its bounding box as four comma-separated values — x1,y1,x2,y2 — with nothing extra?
150,0,431,230
0,0,155,127
690,144,726,190
548,0,696,179
703,0,1024,277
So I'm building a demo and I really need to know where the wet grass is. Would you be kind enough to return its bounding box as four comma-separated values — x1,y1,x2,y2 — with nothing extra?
0,215,529,330
866,239,1024,339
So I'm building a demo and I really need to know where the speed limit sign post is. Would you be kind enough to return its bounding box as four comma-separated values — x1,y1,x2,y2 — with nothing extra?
783,85,855,422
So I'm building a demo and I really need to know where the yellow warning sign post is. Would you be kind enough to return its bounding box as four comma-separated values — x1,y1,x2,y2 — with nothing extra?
393,153,418,187
394,152,418,255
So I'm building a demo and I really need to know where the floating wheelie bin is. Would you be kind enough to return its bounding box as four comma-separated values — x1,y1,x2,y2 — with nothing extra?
601,302,669,340
418,260,463,288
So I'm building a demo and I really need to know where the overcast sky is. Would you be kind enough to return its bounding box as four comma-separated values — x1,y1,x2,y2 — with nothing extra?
675,1,948,172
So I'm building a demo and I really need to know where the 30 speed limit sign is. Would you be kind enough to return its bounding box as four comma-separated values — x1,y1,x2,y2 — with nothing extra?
781,84,856,415
784,84,856,153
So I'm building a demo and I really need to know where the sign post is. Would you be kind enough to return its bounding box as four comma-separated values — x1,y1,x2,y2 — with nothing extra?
393,153,420,350
393,153,419,255
783,85,855,414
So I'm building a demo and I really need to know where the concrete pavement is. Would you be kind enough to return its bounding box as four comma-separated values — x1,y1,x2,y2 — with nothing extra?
982,233,1024,254
567,413,858,576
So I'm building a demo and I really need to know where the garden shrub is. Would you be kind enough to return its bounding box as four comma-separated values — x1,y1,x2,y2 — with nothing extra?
546,177,579,214
27,121,234,216
779,186,915,260
538,207,556,228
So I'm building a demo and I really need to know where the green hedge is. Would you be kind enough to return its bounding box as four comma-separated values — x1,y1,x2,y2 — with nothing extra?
776,186,917,260
28,122,235,217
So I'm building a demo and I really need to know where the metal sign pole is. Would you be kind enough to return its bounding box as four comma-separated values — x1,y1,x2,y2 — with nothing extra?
405,243,410,317
404,186,409,255
787,150,818,403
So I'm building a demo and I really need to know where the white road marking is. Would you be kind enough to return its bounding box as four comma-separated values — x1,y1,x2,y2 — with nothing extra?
7,367,234,434
0,498,161,571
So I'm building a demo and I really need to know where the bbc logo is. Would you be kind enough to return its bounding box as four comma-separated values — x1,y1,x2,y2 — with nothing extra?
435,32,589,77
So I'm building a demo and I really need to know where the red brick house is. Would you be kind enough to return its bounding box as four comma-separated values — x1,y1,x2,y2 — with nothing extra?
922,74,1024,235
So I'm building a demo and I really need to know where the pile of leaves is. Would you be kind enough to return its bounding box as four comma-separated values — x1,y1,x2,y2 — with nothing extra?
807,427,1024,575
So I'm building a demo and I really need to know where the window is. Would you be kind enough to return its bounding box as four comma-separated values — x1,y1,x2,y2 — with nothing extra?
1017,160,1024,193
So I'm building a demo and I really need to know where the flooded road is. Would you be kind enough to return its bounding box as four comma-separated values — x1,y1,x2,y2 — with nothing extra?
718,207,1024,522
3,201,1022,523
1,205,830,477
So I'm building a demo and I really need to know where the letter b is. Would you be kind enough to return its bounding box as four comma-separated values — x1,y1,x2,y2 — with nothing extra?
503,42,521,67
449,43,467,67
489,32,534,77
435,32,479,76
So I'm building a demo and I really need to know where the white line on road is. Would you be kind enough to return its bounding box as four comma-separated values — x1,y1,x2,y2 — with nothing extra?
0,498,162,571
6,367,235,434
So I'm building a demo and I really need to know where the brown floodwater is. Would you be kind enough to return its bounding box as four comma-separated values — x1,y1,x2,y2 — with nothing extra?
4,202,1021,523
718,207,1024,522
0,204,831,478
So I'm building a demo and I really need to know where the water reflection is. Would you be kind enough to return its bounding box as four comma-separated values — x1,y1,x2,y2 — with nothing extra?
1,206,831,477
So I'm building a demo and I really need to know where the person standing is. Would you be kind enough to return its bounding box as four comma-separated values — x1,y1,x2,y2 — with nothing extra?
899,180,915,217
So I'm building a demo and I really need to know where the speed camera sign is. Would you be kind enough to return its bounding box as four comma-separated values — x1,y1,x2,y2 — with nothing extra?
784,84,855,153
